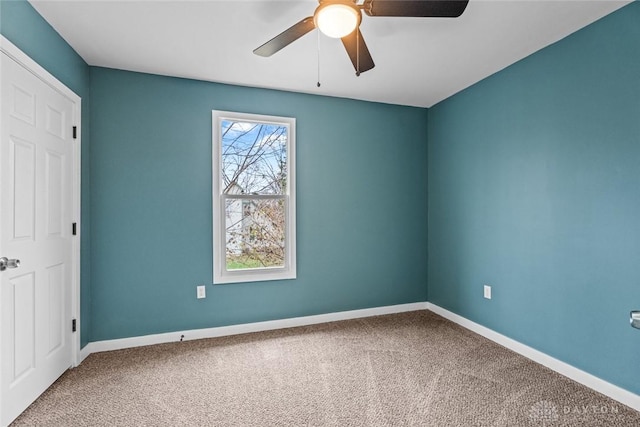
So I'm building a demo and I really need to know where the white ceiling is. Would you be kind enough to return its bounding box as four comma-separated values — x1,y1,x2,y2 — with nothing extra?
30,0,630,108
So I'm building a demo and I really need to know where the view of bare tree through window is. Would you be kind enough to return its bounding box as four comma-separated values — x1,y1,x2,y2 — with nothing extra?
221,120,288,270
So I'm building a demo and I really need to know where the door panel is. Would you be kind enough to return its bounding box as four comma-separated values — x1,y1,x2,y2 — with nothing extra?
45,150,65,237
46,263,65,356
10,137,36,240
1,48,76,426
8,272,36,385
44,104,66,140
10,83,36,126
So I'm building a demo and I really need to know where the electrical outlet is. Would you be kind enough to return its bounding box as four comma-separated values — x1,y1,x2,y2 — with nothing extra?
197,285,206,299
484,285,492,300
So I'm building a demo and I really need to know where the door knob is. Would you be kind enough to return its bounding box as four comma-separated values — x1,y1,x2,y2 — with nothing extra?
0,257,20,271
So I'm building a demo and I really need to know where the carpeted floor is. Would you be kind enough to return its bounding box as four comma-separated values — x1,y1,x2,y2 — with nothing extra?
11,310,640,426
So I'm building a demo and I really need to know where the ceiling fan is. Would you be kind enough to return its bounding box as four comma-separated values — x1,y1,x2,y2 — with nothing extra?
253,0,470,76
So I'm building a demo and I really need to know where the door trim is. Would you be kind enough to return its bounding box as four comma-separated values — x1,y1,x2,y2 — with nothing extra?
0,35,81,369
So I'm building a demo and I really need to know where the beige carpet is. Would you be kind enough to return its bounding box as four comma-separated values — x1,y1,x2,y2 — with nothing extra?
11,310,640,426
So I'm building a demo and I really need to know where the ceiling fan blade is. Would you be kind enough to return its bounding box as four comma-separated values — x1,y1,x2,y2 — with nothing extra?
253,17,316,57
341,29,375,75
363,0,469,18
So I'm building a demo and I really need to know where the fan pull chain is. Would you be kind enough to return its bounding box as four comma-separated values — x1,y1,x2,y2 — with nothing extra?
317,30,321,88
356,29,360,77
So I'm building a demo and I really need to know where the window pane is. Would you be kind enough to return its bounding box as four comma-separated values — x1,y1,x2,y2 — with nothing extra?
225,198,286,270
221,120,287,195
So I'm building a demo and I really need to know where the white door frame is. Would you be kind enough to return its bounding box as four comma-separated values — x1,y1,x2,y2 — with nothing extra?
0,35,81,385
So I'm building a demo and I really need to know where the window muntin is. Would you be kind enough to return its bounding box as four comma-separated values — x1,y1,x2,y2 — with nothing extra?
213,111,296,284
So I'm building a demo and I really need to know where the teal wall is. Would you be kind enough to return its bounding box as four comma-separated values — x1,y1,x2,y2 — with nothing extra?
428,2,640,395
89,67,428,341
1,0,92,348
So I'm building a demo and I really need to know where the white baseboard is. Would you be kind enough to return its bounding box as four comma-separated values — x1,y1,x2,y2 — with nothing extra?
426,302,640,413
79,344,92,364
81,302,429,356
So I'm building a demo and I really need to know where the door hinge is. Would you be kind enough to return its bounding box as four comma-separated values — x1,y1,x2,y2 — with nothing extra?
72,222,77,235
72,318,77,333
72,126,77,139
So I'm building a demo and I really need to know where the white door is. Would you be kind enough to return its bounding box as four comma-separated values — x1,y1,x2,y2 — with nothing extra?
1,48,75,426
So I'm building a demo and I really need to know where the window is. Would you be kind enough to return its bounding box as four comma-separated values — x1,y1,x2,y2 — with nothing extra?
212,110,296,284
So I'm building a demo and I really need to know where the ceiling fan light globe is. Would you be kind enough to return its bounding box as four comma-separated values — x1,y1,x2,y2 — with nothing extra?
315,3,359,38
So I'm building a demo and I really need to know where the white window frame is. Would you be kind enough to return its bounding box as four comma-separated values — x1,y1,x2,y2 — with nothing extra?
212,110,296,284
